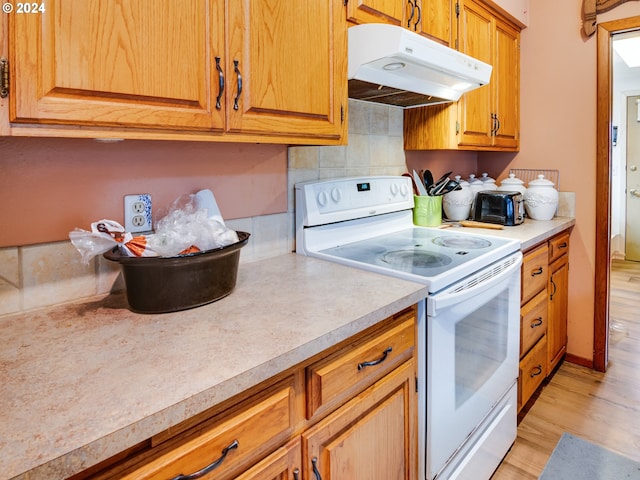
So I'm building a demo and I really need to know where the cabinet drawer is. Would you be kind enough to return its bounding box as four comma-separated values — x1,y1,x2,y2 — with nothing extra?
519,336,547,410
549,232,570,263
110,378,298,480
520,289,548,357
521,243,549,305
306,309,416,419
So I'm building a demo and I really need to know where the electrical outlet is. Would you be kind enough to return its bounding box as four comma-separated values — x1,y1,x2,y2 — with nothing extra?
124,194,152,233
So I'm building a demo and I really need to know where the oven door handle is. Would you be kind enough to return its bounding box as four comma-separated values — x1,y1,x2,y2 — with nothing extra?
428,252,522,315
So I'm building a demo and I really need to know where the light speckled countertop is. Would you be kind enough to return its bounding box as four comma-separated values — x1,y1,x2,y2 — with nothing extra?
0,254,428,480
444,216,575,251
0,217,574,480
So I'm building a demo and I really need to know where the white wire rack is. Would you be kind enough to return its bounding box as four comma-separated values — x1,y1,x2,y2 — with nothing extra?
509,168,560,189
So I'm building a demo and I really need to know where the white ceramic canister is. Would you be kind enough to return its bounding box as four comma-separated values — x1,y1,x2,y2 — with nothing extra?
443,175,473,221
479,172,497,191
524,174,559,220
497,173,527,196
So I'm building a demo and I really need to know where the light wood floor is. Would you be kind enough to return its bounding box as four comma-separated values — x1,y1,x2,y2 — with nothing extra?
491,259,640,479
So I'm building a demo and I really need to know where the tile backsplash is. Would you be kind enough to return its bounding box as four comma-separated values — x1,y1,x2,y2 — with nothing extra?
0,101,407,316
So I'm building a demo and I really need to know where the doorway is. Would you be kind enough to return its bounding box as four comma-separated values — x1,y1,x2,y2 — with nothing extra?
595,16,640,372
625,95,640,260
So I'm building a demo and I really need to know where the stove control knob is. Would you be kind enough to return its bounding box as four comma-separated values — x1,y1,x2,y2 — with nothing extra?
317,190,328,207
400,183,409,196
390,183,399,196
331,187,342,203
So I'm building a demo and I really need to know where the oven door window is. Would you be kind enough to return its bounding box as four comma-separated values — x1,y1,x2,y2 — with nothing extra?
455,290,509,408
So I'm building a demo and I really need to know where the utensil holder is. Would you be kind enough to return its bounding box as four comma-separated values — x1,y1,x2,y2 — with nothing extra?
413,195,442,227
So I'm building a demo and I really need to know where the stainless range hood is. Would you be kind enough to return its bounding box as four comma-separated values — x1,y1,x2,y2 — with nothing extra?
348,24,492,108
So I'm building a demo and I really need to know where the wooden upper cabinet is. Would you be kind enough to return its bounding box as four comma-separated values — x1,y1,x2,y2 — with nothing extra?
226,0,346,139
4,0,347,144
9,0,224,130
403,0,520,151
346,0,451,46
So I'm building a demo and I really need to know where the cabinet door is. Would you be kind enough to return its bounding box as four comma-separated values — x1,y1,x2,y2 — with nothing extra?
492,19,519,149
548,255,569,372
226,0,346,140
233,438,301,480
9,0,224,130
417,0,452,45
346,0,407,27
457,0,493,147
303,360,417,480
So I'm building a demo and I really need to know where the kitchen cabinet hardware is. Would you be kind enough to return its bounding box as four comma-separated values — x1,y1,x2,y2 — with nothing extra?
531,267,544,276
233,60,242,111
558,242,568,248
407,0,416,29
215,57,224,110
311,457,322,480
170,439,239,480
357,346,393,370
293,468,300,480
550,276,557,300
413,2,422,30
0,57,8,98
530,365,543,378
531,317,543,328
630,189,640,197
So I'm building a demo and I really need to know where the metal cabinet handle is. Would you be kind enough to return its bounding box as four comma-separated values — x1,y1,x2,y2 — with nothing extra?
170,440,239,480
558,242,568,249
531,267,544,276
413,3,421,30
293,468,300,480
407,0,416,28
215,56,225,110
495,114,501,134
358,347,392,370
550,276,557,300
233,59,242,111
630,189,640,197
530,317,543,328
312,457,322,480
530,365,543,378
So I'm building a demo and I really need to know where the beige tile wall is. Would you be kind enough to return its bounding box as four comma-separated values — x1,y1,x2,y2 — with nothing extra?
0,101,407,315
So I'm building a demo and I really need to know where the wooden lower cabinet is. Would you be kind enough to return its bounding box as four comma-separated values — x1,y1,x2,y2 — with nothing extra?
303,360,416,480
76,306,418,480
518,230,570,413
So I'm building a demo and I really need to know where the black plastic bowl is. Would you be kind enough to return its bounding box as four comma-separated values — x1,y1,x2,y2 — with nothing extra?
104,231,250,314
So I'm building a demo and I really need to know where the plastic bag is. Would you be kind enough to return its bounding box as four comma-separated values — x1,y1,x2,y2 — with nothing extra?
148,194,238,257
69,220,154,264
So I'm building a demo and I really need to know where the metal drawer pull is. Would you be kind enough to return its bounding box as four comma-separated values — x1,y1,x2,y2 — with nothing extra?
531,267,544,276
215,56,224,110
530,365,543,378
358,347,392,370
550,277,557,300
170,439,239,480
312,457,322,480
407,0,415,29
531,317,543,328
233,59,242,111
293,468,300,480
558,242,568,248
413,3,421,29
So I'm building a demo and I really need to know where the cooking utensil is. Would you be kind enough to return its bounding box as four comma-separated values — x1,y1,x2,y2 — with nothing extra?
447,220,504,230
423,170,434,191
412,170,429,196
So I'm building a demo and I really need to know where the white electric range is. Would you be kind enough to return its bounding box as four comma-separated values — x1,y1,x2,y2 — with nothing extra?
295,176,522,480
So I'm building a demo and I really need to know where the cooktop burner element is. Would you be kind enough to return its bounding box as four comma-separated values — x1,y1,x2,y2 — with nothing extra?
432,236,492,249
381,250,453,271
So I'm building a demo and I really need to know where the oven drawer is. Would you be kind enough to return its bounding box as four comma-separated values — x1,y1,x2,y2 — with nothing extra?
519,336,548,410
521,243,549,305
306,307,416,419
520,289,548,357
